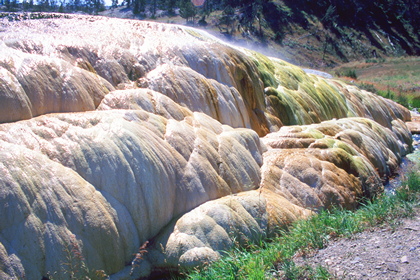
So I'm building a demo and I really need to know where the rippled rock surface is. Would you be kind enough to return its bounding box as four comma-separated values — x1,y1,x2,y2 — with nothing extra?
0,14,412,279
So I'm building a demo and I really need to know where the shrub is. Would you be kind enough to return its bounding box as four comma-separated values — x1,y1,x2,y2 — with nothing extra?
342,69,358,79
377,88,395,100
411,96,420,109
396,94,409,108
358,83,377,93
336,68,358,79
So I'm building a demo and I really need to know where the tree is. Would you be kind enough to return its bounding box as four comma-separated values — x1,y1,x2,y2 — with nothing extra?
37,0,50,10
150,0,157,18
165,0,177,16
234,0,266,37
5,0,19,11
93,0,105,13
253,0,265,37
321,4,338,27
217,5,236,35
23,0,35,10
132,0,145,14
179,0,197,24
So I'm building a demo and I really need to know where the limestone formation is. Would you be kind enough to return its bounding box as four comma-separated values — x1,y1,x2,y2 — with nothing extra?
0,109,264,279
0,14,413,278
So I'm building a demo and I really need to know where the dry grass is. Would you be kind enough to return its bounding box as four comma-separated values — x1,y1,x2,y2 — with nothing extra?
332,57,420,108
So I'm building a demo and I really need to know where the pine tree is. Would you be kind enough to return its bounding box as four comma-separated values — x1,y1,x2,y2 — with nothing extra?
179,0,197,24
165,0,176,16
133,0,145,14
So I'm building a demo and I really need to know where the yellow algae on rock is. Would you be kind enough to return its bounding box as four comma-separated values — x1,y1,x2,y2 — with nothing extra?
329,80,411,127
145,65,252,129
261,117,411,209
261,149,363,210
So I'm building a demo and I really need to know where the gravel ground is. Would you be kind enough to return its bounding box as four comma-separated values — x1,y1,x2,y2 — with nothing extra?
288,208,420,279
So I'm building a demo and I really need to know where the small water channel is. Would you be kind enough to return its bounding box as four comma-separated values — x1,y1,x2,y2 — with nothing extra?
384,133,420,194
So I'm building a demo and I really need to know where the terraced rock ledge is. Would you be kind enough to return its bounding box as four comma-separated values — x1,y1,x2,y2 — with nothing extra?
0,14,412,279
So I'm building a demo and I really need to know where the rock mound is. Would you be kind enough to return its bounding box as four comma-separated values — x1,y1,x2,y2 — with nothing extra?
0,14,412,278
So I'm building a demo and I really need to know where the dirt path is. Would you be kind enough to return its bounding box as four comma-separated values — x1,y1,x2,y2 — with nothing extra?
291,209,420,279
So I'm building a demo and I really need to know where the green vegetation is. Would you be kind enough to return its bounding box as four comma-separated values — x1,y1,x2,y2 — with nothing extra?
335,69,358,79
334,57,420,108
184,165,420,280
47,235,108,280
179,0,197,23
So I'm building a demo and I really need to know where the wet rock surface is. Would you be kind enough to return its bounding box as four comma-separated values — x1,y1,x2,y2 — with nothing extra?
291,208,420,279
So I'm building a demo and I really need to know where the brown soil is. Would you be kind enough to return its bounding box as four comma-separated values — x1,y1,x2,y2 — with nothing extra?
289,208,420,279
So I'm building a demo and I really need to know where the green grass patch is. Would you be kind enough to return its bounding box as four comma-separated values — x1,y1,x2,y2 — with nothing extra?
184,166,420,280
335,68,358,79
334,57,420,109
